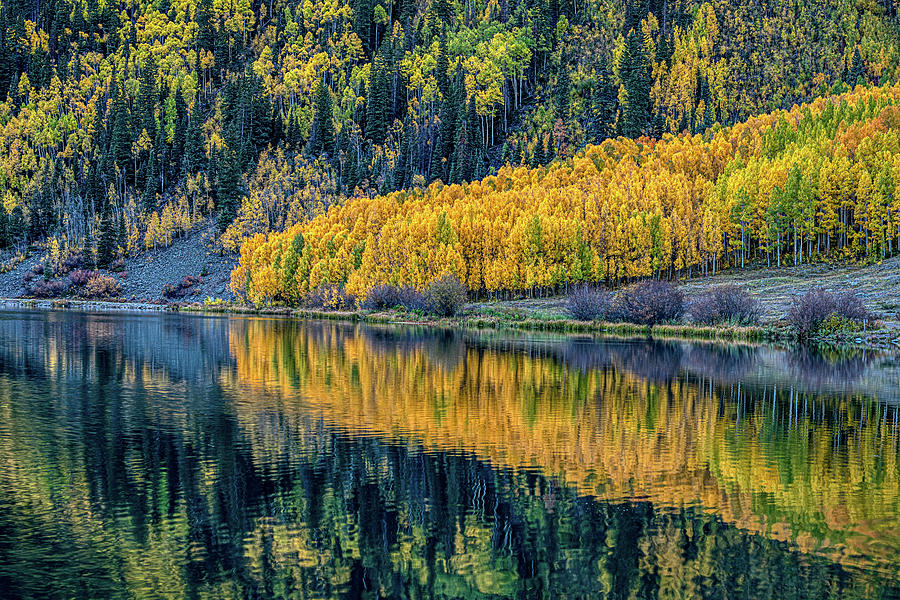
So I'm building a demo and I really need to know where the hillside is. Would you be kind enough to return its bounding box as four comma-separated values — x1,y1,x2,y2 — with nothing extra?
0,0,898,273
231,84,900,304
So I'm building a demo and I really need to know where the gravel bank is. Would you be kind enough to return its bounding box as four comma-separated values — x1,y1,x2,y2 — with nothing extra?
0,223,237,303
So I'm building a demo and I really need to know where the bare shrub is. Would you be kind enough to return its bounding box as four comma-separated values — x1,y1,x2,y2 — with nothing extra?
59,253,84,274
27,280,69,298
78,273,122,299
565,285,611,321
304,283,357,311
423,275,468,317
364,284,427,311
690,285,760,325
110,257,126,272
787,288,870,338
611,280,685,326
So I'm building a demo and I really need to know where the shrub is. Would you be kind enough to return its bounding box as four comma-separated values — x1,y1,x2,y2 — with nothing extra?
78,273,122,299
163,275,202,299
22,270,35,283
31,263,44,275
363,284,427,311
304,283,357,311
690,285,760,325
68,269,94,287
423,275,468,317
27,279,68,298
611,280,685,326
59,253,84,274
565,285,611,321
787,288,870,338
110,257,126,272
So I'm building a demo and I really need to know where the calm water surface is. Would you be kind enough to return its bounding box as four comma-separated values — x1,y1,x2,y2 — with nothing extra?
0,310,899,599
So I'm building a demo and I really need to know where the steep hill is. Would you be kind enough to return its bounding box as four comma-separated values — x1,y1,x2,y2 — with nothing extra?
0,0,898,271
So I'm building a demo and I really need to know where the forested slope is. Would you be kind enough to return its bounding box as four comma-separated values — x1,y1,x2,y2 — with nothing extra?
232,84,900,303
0,0,898,274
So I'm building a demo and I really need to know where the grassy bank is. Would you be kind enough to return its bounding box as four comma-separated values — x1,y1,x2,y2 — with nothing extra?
2,290,898,352
175,299,784,343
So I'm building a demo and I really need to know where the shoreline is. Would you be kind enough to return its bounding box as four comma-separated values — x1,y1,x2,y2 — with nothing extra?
3,296,898,354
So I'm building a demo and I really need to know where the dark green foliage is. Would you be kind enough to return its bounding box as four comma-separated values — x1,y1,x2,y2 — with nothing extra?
619,29,651,138
216,148,243,231
308,79,335,157
96,208,118,267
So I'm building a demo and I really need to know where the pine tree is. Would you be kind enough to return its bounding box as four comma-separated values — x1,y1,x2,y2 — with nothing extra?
366,52,389,144
554,64,571,117
432,0,452,25
138,55,158,138
96,205,117,267
619,29,651,138
847,46,865,86
217,148,242,231
308,79,335,156
184,112,205,174
196,0,216,54
111,83,133,170
0,201,8,248
436,35,449,100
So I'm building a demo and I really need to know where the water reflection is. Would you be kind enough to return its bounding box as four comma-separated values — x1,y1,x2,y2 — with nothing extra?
0,310,898,598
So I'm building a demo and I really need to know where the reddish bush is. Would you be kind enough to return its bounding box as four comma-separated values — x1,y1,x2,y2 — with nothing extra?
163,275,201,299
611,280,685,326
59,253,84,274
68,269,94,287
690,285,760,325
27,280,69,298
565,285,611,321
110,257,126,272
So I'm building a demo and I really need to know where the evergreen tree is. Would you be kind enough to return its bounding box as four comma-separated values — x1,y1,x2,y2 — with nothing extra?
97,205,117,267
216,148,242,231
0,201,8,248
436,35,449,100
138,55,158,138
366,52,389,144
554,64,571,117
111,83,133,170
619,28,651,138
196,0,216,54
847,46,865,86
184,112,205,174
308,79,335,156
432,0,452,25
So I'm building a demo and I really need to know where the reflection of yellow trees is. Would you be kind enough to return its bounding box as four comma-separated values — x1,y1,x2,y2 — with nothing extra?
227,320,900,575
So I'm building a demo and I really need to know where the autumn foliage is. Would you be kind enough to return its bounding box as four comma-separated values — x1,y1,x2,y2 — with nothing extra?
233,85,900,306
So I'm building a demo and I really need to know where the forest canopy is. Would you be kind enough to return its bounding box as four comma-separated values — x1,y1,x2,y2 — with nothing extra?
231,84,900,304
0,0,898,268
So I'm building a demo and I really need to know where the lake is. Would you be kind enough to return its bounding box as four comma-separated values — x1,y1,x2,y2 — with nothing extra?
0,309,898,599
